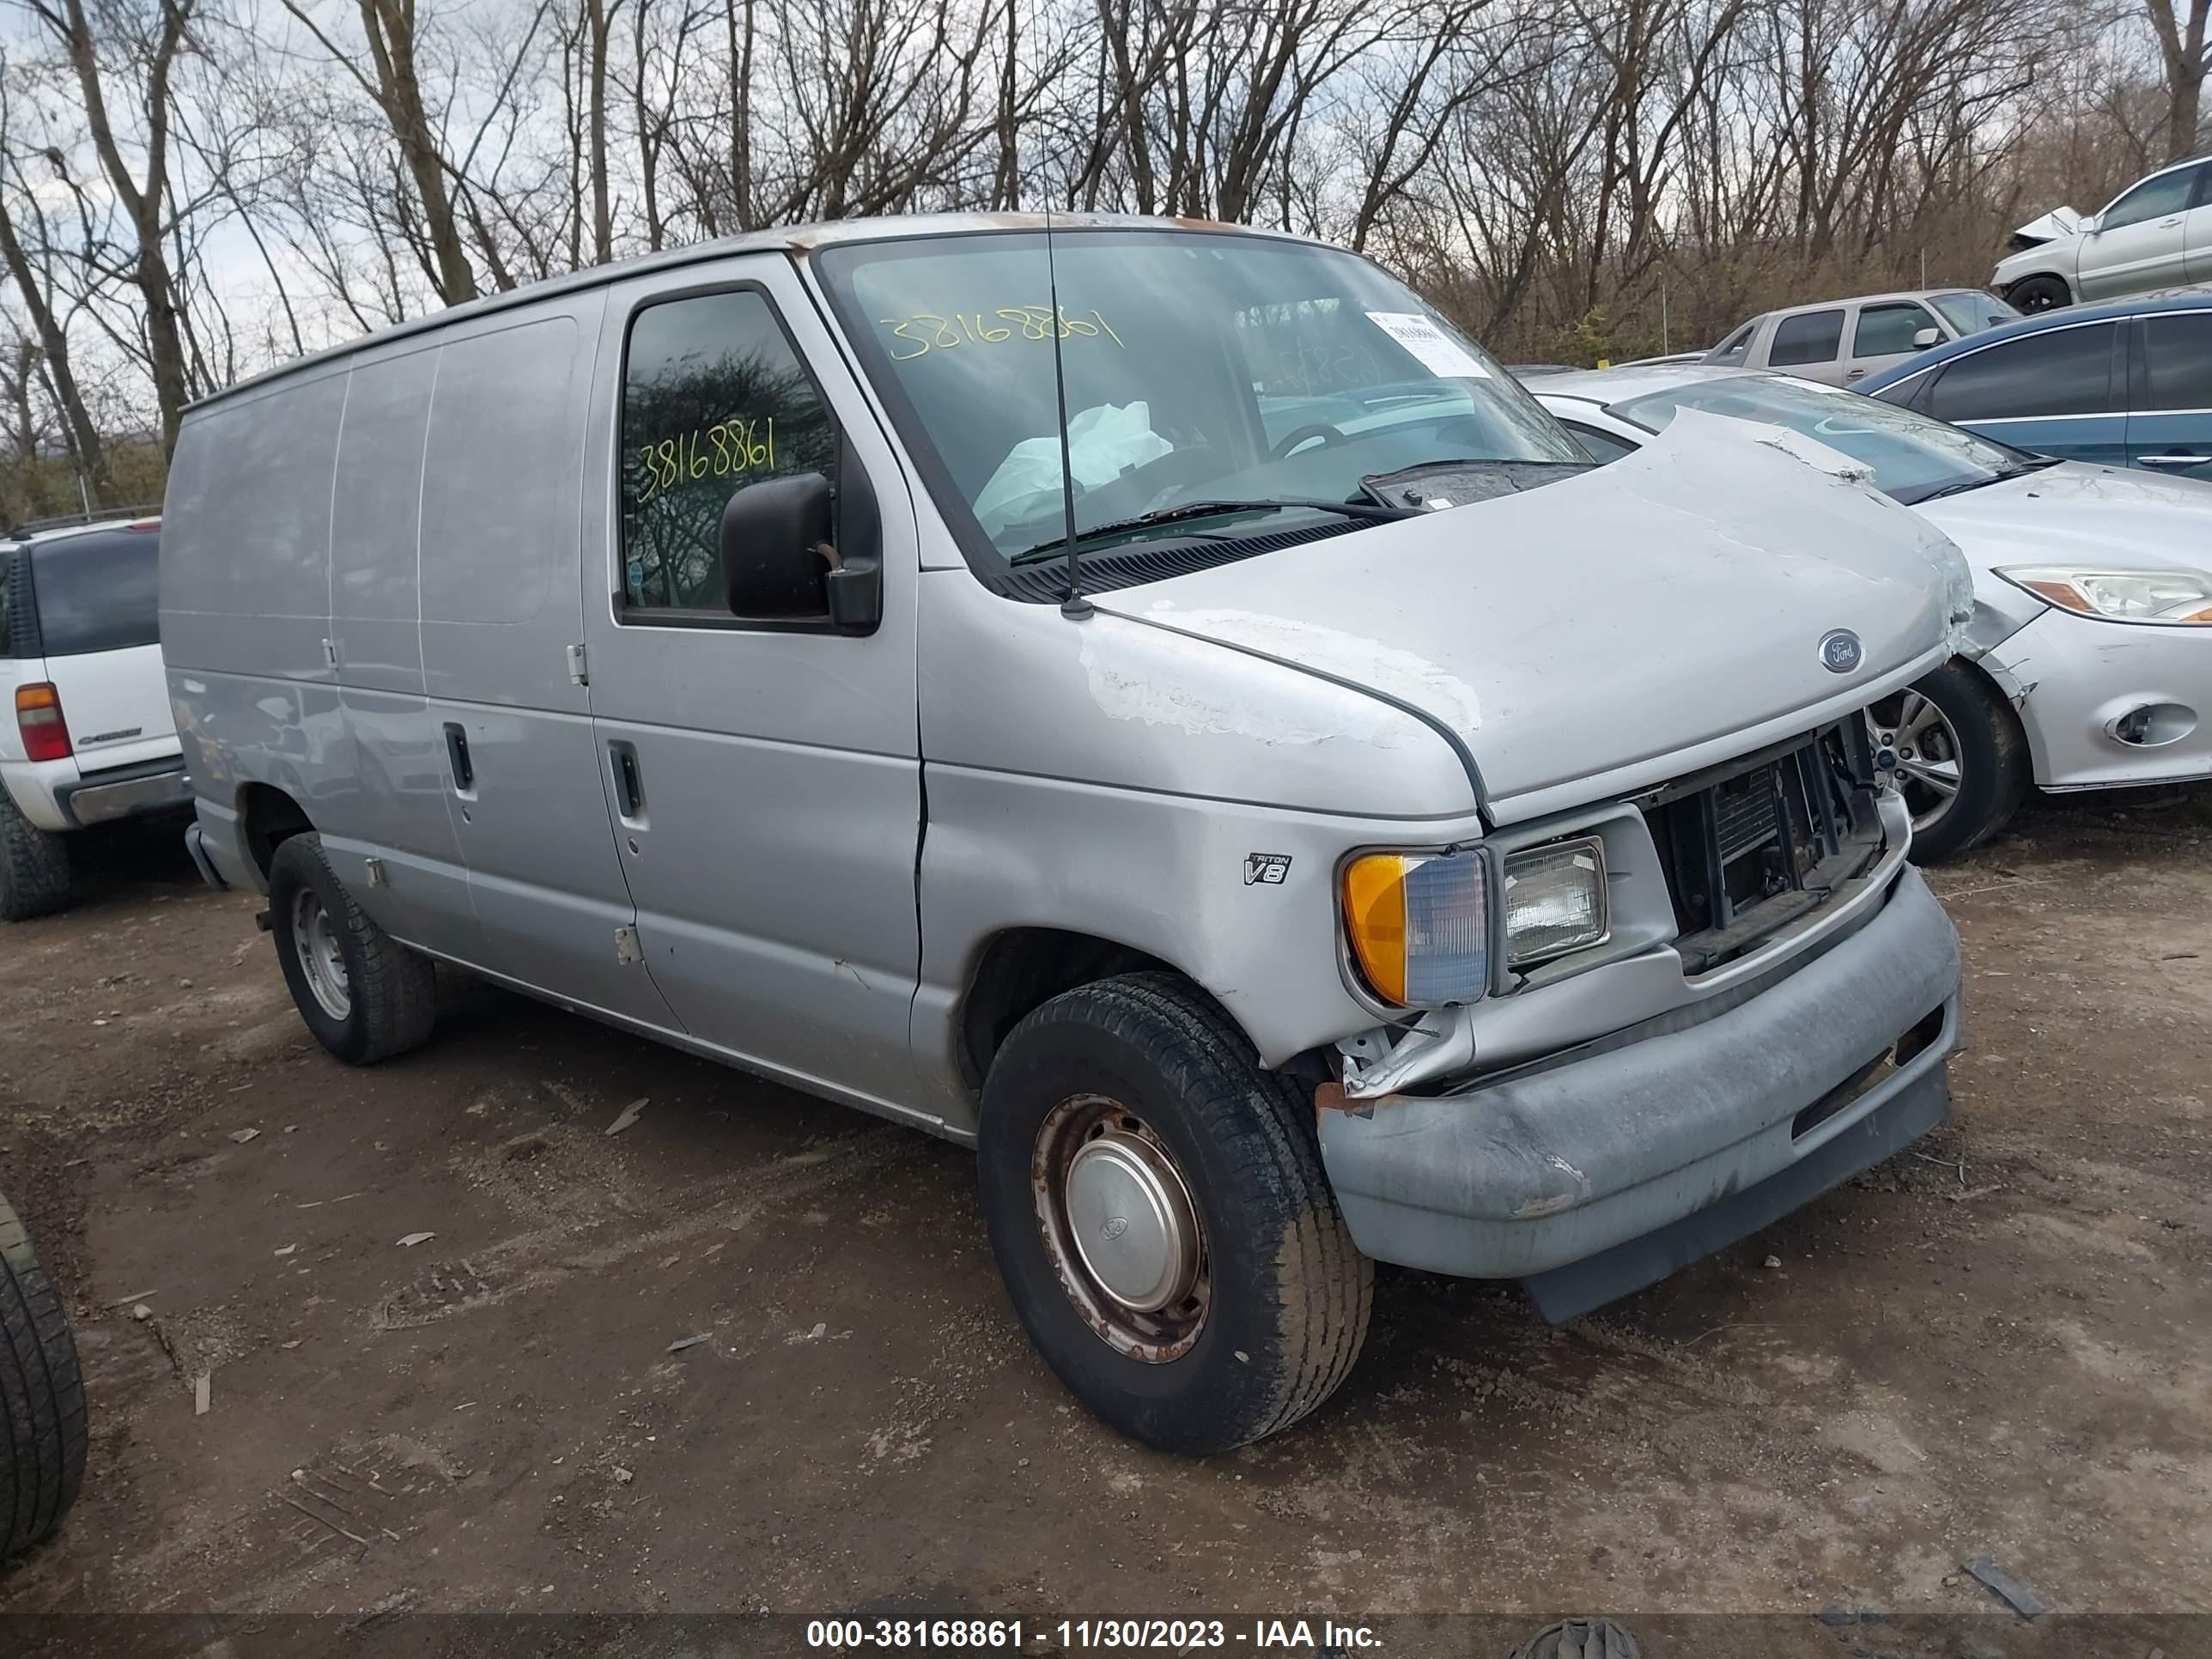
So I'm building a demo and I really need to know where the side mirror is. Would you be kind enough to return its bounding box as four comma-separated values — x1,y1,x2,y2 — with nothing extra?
1911,326,1942,349
719,471,880,634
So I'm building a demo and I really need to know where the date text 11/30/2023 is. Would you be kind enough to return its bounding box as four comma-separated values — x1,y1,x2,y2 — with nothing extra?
804,1617,1384,1650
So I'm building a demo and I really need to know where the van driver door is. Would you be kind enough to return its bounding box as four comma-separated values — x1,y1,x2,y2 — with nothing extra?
578,257,927,1122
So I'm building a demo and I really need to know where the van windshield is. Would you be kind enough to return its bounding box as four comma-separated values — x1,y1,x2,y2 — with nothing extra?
814,229,1582,570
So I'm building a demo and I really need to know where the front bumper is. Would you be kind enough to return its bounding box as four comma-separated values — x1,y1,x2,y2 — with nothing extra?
1986,609,2212,791
1316,866,1960,1316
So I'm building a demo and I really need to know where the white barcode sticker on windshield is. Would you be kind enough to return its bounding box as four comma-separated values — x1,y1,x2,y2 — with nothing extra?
1365,312,1489,378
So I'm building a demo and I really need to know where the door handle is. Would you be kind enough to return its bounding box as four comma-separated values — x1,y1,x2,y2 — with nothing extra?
2139,453,2212,465
1844,368,1868,382
442,722,475,793
609,740,645,820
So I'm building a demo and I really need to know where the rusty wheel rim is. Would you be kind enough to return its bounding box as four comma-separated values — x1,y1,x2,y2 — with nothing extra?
1031,1093,1209,1364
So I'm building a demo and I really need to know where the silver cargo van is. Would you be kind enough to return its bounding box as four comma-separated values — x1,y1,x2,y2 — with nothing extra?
163,216,1966,1454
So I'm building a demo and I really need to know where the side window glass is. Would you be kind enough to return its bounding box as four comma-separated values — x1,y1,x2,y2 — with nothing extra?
0,552,13,658
1767,309,1845,367
2102,167,2198,231
2141,314,2212,410
1925,324,2116,421
1853,304,1936,358
620,289,839,614
1564,422,1635,463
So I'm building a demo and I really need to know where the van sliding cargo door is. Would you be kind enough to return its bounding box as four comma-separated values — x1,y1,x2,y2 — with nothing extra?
576,255,925,1120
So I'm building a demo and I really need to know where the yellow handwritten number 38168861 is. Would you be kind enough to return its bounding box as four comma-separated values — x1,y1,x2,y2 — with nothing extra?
879,307,1125,362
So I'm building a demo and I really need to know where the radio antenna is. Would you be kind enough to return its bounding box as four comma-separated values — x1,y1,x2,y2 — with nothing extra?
1043,205,1091,620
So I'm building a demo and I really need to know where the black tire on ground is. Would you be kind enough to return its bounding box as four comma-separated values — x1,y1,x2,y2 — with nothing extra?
0,792,72,923
977,972,1372,1455
2007,274,2071,313
1877,660,2031,864
267,832,439,1065
0,1191,88,1560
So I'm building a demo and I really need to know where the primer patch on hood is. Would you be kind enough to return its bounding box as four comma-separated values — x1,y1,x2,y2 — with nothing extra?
1135,606,1484,732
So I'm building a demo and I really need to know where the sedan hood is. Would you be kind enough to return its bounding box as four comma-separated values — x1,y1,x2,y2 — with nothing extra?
1921,462,2212,644
1922,462,2212,573
1101,415,1968,823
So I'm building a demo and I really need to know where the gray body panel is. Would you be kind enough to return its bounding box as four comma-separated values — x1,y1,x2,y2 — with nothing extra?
580,258,927,1120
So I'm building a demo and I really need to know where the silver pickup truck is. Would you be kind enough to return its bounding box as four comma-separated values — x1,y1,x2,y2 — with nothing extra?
162,215,1966,1454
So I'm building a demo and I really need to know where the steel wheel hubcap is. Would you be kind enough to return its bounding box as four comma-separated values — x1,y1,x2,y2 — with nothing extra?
291,889,351,1022
1032,1094,1208,1363
1867,693,1964,833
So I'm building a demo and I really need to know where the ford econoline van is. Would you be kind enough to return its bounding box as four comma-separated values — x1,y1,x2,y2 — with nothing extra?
163,216,1966,1454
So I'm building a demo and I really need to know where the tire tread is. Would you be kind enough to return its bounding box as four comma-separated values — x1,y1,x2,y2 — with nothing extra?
0,1193,88,1559
0,793,71,922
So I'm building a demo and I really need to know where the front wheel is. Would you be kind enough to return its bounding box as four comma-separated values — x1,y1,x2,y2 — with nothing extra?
978,973,1371,1455
268,833,439,1064
2007,274,2071,314
1866,662,2029,862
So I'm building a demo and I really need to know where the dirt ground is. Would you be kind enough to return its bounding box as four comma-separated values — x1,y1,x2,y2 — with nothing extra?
0,791,2207,1638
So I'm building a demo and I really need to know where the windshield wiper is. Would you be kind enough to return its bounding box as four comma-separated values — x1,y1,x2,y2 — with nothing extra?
1010,498,1413,562
1910,457,2062,504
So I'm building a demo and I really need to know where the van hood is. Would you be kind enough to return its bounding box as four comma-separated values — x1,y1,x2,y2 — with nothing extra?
1097,413,1970,823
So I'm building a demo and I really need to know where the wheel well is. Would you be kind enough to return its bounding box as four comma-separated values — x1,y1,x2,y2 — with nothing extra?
237,784,313,878
957,928,1175,1091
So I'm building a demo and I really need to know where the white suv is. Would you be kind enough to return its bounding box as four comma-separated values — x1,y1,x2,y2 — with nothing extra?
0,515,191,920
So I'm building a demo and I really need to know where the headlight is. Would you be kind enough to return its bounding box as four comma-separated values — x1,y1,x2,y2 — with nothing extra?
1502,838,1608,965
1341,848,1489,1007
1997,565,2212,625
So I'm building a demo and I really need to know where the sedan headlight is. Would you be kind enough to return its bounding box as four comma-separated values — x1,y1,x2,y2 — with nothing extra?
1997,565,2212,625
1342,848,1489,1007
1501,838,1608,965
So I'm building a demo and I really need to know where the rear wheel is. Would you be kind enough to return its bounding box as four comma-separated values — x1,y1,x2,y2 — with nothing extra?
0,792,71,922
1866,662,2028,863
977,973,1371,1454
1,1190,88,1559
2008,274,2070,314
268,834,438,1064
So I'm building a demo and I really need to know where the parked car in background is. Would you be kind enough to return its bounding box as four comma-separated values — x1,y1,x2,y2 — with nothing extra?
1858,291,2212,482
1702,289,2020,386
0,514,189,921
1530,365,2212,860
1993,156,2212,313
166,213,1968,1455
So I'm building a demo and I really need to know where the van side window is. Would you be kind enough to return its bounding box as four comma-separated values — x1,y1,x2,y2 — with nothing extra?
620,289,838,613
1767,309,1844,367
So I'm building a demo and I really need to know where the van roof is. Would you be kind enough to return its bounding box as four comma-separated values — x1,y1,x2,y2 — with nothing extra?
188,212,1308,416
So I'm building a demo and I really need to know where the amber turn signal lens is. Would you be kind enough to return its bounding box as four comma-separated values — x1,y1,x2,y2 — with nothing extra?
1342,854,1411,1005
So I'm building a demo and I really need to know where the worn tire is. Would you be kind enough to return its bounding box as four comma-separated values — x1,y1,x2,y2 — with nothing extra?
0,1191,88,1559
268,833,438,1065
978,972,1371,1454
0,792,72,922
1878,661,2030,864
2007,274,2071,314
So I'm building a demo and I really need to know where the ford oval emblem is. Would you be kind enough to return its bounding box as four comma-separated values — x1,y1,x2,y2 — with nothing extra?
1102,1216,1129,1242
1819,629,1863,674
